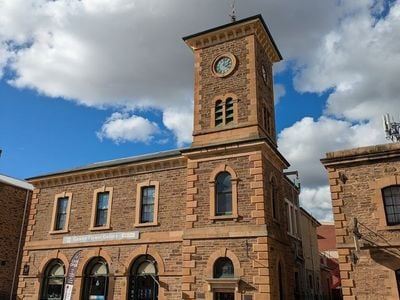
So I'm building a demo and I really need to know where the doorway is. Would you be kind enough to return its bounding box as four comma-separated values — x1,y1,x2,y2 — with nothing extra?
214,292,234,300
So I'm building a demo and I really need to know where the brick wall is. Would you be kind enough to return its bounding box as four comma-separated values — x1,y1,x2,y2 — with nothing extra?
31,167,187,241
323,143,400,299
0,182,30,299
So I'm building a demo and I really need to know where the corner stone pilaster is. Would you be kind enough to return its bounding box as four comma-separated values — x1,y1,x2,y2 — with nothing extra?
181,240,196,299
249,153,266,225
252,237,271,299
17,188,40,299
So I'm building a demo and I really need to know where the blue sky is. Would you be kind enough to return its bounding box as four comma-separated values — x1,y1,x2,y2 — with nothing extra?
1,0,399,220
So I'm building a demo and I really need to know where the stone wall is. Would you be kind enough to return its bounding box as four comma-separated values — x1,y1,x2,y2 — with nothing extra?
322,143,400,299
0,182,30,299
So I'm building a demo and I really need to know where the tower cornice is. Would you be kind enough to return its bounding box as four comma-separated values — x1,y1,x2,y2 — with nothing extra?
183,14,282,63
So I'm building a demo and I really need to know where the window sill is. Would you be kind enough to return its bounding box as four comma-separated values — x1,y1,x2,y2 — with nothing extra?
134,222,159,228
89,226,112,231
210,214,238,221
377,224,400,231
49,229,70,235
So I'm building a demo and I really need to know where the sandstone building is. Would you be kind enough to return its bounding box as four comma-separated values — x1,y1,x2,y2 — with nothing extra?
0,174,33,299
298,209,321,299
317,222,341,299
322,143,400,299
18,15,320,300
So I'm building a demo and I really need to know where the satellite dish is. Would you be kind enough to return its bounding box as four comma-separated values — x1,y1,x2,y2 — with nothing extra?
383,113,400,142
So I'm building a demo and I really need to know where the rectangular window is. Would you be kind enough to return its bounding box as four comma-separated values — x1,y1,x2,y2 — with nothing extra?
55,197,69,230
50,192,72,234
140,186,155,223
135,181,159,227
286,202,292,234
291,206,297,235
95,192,109,227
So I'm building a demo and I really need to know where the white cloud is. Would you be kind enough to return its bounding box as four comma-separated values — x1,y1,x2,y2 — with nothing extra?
277,1,400,220
0,0,355,146
162,108,193,147
1,0,399,220
300,186,333,221
97,112,159,144
278,116,387,220
279,116,386,187
274,84,286,105
293,1,400,122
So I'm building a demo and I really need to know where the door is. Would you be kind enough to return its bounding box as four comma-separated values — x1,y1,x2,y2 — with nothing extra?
214,292,234,300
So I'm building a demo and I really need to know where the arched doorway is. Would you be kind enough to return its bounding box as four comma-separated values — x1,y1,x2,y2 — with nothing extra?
213,257,235,300
40,259,65,300
128,255,159,300
82,257,109,300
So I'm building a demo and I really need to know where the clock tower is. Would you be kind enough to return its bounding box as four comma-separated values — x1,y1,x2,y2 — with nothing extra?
183,15,282,147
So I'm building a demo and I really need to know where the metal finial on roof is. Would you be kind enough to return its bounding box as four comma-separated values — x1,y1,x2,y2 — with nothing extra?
229,0,237,22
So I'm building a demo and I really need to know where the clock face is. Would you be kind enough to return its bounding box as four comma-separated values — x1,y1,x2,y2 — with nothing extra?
262,65,267,84
215,56,233,75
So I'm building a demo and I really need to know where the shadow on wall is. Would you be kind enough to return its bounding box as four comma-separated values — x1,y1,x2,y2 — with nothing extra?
370,247,400,270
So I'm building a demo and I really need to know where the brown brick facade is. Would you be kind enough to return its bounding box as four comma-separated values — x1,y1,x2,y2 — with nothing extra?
17,15,317,300
0,179,32,299
322,143,400,299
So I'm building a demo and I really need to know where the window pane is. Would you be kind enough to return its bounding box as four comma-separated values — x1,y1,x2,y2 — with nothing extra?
58,197,68,213
96,210,108,227
383,186,400,225
55,197,68,230
55,214,66,231
216,172,232,216
97,192,109,209
141,186,155,223
213,258,234,278
217,172,232,192
90,277,107,295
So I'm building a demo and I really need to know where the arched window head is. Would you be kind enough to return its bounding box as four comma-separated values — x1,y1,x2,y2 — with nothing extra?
129,255,159,300
216,172,232,216
225,98,234,124
213,257,234,278
41,259,65,300
215,100,223,127
131,255,158,276
83,257,108,300
382,186,400,225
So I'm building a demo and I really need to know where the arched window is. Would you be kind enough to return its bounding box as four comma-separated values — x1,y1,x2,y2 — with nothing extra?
215,100,223,127
41,259,65,300
215,172,232,216
213,257,234,278
225,98,234,124
382,186,400,225
82,257,109,300
128,255,159,300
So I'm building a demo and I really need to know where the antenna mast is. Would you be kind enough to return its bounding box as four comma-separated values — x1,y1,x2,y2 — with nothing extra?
229,0,237,22
383,113,400,142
